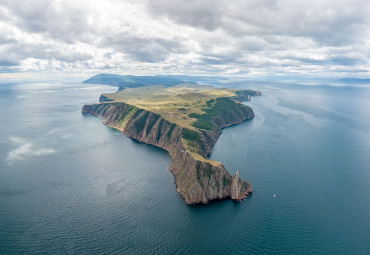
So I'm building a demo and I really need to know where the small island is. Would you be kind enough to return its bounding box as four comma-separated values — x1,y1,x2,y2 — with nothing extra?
82,74,261,204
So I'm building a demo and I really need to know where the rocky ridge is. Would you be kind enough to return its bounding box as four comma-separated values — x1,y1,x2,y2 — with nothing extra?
82,97,255,204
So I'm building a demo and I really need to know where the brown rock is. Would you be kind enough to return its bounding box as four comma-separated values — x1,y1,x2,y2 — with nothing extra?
81,101,254,204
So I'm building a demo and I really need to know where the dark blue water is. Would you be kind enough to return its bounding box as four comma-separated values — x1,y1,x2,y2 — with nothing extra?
1,81,370,254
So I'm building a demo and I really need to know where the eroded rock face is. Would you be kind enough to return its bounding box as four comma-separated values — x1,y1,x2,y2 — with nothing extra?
231,170,253,200
82,101,254,204
231,170,242,200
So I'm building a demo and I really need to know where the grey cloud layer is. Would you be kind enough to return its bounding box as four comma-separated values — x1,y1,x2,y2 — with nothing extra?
0,0,369,76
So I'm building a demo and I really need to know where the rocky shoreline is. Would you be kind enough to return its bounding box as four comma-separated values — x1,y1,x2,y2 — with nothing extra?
82,97,256,204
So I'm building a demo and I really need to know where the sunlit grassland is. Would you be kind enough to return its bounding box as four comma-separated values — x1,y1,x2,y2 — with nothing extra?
102,84,241,129
99,84,257,165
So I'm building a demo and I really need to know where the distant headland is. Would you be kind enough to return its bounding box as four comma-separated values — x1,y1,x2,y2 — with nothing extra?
82,74,261,204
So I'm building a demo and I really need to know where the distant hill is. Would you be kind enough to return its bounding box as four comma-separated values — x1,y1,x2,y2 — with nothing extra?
338,78,370,84
83,74,197,89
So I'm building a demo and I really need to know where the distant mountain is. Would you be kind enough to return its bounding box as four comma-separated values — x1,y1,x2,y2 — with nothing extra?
338,78,370,84
83,73,197,89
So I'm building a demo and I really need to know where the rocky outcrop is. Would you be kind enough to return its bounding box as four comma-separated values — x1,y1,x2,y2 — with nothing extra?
99,94,114,103
82,100,254,204
232,90,262,102
231,170,253,200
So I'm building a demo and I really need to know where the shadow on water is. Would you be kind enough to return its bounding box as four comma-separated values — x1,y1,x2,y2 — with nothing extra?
82,113,170,154
187,196,252,210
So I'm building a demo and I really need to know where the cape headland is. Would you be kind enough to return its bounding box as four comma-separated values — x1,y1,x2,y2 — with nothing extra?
82,74,261,204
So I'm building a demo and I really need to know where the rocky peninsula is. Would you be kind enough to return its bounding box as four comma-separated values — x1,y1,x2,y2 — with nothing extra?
82,79,260,204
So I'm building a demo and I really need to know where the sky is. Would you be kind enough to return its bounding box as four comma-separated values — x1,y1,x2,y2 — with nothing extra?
0,0,370,80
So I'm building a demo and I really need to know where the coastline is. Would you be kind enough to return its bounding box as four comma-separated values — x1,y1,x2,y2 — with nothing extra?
82,97,255,204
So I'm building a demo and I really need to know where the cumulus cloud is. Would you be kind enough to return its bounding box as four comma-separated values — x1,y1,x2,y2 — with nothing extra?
0,0,369,77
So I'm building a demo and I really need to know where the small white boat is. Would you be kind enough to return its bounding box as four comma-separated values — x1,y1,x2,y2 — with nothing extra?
273,194,276,198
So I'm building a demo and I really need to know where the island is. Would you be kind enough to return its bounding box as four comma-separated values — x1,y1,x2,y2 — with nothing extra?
82,74,261,204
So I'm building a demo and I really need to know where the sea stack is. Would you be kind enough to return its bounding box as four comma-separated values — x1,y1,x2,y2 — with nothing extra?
231,170,252,201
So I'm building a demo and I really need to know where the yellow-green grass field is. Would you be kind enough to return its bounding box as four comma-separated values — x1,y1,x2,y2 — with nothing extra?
101,84,242,129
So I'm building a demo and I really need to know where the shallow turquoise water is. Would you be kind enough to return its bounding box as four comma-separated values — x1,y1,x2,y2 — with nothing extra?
0,81,369,254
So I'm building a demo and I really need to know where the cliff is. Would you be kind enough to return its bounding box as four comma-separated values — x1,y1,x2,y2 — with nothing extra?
82,99,255,204
232,90,262,102
231,170,253,200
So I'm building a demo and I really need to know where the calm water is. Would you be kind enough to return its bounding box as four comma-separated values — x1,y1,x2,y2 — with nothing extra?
0,81,370,254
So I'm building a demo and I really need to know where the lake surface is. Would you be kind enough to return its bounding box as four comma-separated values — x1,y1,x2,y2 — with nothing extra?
0,80,370,254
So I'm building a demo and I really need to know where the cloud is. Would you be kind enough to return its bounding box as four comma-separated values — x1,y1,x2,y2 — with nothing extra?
101,36,183,62
7,137,55,163
0,0,369,77
146,0,224,31
1,0,92,43
62,134,73,139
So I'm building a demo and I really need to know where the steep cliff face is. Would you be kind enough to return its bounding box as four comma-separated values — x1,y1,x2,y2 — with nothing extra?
231,90,262,102
82,101,254,204
99,94,114,103
199,104,255,156
231,170,253,200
